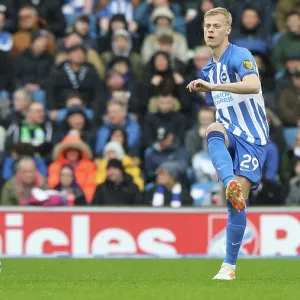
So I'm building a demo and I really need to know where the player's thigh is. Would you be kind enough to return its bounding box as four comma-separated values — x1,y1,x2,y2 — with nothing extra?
205,122,230,148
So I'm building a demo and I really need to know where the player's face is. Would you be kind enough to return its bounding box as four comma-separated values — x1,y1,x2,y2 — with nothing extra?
204,14,231,49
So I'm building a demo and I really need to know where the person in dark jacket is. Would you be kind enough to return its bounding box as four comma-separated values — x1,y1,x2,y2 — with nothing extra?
144,127,189,182
53,106,96,152
13,30,53,103
143,92,186,148
47,43,106,123
17,0,65,37
144,161,193,207
54,164,86,205
0,50,14,94
92,158,142,205
0,0,18,32
5,102,54,163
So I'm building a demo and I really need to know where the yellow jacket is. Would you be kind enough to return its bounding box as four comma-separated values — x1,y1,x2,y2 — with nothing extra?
95,156,144,191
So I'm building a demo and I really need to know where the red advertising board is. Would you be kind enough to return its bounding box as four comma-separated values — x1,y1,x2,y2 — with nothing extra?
0,208,300,257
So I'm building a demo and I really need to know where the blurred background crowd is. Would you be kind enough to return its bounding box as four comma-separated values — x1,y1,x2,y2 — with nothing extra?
0,0,299,207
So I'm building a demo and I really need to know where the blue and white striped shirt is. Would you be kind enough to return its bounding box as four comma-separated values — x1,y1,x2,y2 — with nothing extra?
201,44,269,146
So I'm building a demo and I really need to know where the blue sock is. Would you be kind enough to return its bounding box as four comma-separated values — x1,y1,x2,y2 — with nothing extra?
207,131,234,187
224,200,247,265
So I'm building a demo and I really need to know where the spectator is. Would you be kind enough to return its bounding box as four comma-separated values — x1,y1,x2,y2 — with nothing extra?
17,0,65,37
0,10,13,52
92,158,142,205
279,66,300,127
102,29,143,80
144,127,189,182
72,15,97,50
95,101,141,155
95,140,144,190
97,0,137,35
0,0,18,32
5,102,54,162
2,142,47,182
134,0,186,35
53,106,96,151
263,138,280,183
1,157,47,205
11,6,56,58
185,107,215,158
141,7,189,65
145,51,190,112
144,161,193,207
54,165,87,205
186,0,215,49
47,43,105,123
63,0,94,14
1,88,32,129
53,92,94,122
0,50,14,98
143,92,186,148
230,7,268,55
281,130,300,184
276,0,300,32
48,135,97,202
273,11,300,73
252,52,276,112
285,160,300,205
186,46,212,117
13,30,53,105
55,31,105,79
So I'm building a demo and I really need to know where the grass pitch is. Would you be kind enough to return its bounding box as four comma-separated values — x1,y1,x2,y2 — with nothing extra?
0,258,299,300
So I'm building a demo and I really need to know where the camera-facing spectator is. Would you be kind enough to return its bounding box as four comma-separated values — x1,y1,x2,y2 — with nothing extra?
144,127,188,182
54,164,87,205
1,156,48,205
17,0,65,37
11,6,56,58
141,7,189,65
56,31,105,79
102,29,143,80
72,15,98,50
1,142,47,182
47,43,105,123
143,91,186,148
273,11,300,73
144,161,193,207
145,51,190,112
0,10,13,52
1,88,32,129
135,0,186,35
285,160,300,205
5,102,54,162
276,0,300,32
92,158,142,205
13,30,53,105
185,107,215,159
95,140,144,190
279,66,300,127
53,106,96,151
48,135,97,202
230,7,268,55
95,101,141,156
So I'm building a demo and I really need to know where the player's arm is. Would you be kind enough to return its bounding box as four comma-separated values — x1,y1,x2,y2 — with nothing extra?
212,74,260,94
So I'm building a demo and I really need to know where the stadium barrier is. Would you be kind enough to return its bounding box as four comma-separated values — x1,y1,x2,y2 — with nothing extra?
0,207,300,258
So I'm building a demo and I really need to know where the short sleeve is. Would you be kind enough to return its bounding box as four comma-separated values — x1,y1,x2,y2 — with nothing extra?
231,47,258,80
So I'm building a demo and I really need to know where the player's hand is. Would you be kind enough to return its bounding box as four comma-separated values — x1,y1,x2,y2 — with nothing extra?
186,79,214,92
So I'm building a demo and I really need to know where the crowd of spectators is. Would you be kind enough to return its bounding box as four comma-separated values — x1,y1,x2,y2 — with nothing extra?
0,0,300,207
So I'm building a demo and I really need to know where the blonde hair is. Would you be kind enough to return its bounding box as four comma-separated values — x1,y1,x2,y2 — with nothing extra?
204,7,232,27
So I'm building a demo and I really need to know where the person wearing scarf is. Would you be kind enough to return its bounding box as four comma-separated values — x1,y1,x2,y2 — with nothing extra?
144,161,193,207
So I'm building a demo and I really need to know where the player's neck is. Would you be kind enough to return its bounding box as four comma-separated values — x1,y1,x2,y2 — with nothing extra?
212,41,230,63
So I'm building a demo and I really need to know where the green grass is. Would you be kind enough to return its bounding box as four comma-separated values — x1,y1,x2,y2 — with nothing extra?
0,259,300,300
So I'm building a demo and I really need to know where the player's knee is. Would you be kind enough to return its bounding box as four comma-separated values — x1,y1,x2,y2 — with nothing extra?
206,122,226,137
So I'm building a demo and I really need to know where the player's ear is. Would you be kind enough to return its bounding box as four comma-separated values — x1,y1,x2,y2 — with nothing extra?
225,26,232,36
